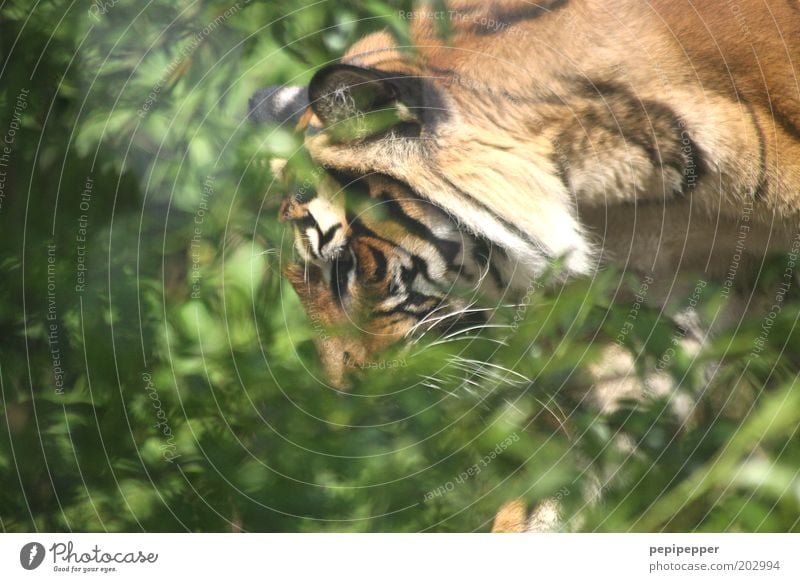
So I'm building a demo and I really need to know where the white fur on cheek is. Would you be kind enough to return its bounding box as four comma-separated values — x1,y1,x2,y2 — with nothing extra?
305,197,349,261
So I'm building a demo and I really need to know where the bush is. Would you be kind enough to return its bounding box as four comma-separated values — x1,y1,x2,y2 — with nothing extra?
0,0,798,532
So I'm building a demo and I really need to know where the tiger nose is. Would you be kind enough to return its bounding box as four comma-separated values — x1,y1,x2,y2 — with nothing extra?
317,337,369,391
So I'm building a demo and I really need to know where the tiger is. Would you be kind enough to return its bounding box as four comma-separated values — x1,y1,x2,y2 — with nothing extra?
249,0,800,529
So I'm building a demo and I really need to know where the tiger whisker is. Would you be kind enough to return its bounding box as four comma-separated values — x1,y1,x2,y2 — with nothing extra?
408,304,493,341
466,245,494,293
405,301,462,339
456,377,483,400
450,361,505,385
419,376,460,398
531,395,570,438
449,356,530,384
457,374,489,394
427,335,509,348
410,300,479,332
439,323,514,341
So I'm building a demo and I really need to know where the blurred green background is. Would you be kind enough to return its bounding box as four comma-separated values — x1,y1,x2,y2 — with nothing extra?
0,0,798,532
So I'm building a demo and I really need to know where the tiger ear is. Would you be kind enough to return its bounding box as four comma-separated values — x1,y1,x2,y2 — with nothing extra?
308,64,417,126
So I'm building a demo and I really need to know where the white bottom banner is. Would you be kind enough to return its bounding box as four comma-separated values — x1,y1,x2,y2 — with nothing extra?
1,533,797,581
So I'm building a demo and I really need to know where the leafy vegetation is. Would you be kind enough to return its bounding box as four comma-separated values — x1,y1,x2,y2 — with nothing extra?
1,0,798,532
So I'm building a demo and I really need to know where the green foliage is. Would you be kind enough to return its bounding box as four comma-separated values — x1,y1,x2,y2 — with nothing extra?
1,0,798,532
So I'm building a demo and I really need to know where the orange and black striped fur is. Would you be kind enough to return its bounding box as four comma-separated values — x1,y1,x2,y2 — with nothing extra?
278,171,522,387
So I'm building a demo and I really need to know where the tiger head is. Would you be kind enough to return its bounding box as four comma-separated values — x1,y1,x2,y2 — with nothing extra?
276,170,512,389
249,10,585,386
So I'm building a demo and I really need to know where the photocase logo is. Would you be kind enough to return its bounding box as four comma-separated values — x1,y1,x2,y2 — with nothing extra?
20,542,46,570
